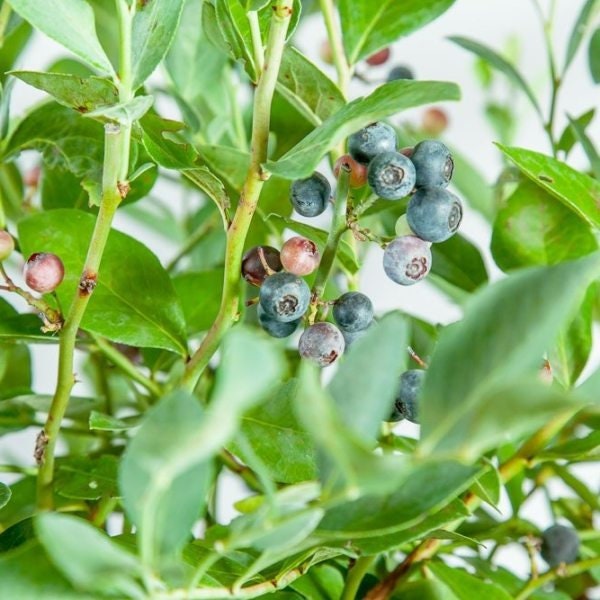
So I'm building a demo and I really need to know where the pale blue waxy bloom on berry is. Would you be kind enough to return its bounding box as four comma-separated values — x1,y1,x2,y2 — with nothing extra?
259,272,310,323
367,151,416,200
348,122,397,164
406,187,463,243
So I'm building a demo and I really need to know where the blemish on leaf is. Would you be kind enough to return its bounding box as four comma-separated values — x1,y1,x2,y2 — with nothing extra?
538,174,554,183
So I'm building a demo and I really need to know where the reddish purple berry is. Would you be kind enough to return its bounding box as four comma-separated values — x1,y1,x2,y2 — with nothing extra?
334,155,368,188
241,246,282,287
23,252,65,293
299,322,345,367
0,231,15,261
280,237,320,276
366,48,391,66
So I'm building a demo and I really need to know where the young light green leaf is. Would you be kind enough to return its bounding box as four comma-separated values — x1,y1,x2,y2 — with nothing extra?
557,109,595,156
419,253,600,458
18,209,188,354
9,71,118,112
429,562,513,600
36,513,144,598
266,80,460,179
339,0,456,64
7,0,114,74
277,47,345,126
491,181,598,271
0,483,11,510
566,0,600,71
55,455,118,501
131,0,185,89
589,27,600,82
328,312,409,440
83,95,154,125
567,114,600,179
497,144,600,230
449,36,542,118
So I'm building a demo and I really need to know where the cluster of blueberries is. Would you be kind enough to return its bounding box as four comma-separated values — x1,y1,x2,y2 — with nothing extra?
242,120,464,423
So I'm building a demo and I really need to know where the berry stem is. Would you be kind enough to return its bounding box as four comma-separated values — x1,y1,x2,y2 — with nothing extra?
36,0,135,510
247,10,264,78
318,0,350,96
364,409,578,599
341,556,376,600
310,167,350,321
181,0,294,392
514,556,600,600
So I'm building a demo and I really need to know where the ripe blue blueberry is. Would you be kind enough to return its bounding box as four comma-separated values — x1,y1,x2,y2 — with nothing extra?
333,292,374,332
389,369,425,423
298,322,345,367
257,305,300,338
341,327,369,349
259,272,310,323
383,236,432,286
406,187,463,243
411,140,454,188
541,525,580,567
367,151,416,200
290,172,331,217
348,122,397,164
387,65,414,82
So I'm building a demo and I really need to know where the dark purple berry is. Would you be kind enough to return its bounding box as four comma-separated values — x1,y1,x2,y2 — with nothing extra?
541,525,580,567
242,246,282,287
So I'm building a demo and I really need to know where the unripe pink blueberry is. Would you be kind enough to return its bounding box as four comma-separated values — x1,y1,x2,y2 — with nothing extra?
0,231,15,261
280,236,320,276
23,252,65,293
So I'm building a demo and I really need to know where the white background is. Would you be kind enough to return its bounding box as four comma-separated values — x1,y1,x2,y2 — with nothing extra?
1,0,599,588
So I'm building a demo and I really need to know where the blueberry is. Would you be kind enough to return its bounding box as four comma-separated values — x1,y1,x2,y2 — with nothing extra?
290,172,330,217
389,370,425,423
242,245,282,287
259,272,310,323
257,305,300,338
333,292,373,332
406,188,463,243
383,236,432,286
367,151,416,200
342,327,369,349
348,122,397,164
0,231,15,262
280,236,320,276
411,140,454,188
541,525,580,567
298,322,345,367
23,252,65,293
387,65,414,82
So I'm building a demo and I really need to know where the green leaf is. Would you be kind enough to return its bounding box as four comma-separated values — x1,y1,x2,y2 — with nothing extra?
120,327,284,564
449,36,541,117
9,71,118,112
266,80,460,179
429,562,513,600
589,27,600,82
55,455,118,501
290,564,344,600
431,234,488,293
419,253,600,459
566,0,600,70
491,181,598,271
316,460,478,538
277,47,345,126
540,430,600,460
83,94,154,125
0,297,53,341
0,13,32,88
119,390,213,565
18,209,188,355
328,312,409,440
339,0,456,64
394,579,458,600
89,410,134,431
229,380,317,484
266,214,359,274
131,0,185,89
173,269,224,334
7,0,114,74
497,144,600,230
557,109,595,156
0,344,32,401
36,513,144,597
567,113,600,179
0,483,11,510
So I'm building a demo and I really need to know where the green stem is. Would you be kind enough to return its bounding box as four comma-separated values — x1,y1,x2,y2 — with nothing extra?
248,10,264,77
311,168,349,320
181,0,294,392
515,557,600,600
318,0,350,96
92,335,161,397
0,1,11,48
342,556,376,600
36,0,134,510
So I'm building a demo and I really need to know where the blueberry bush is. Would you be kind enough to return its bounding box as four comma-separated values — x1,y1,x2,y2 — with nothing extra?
0,0,599,598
